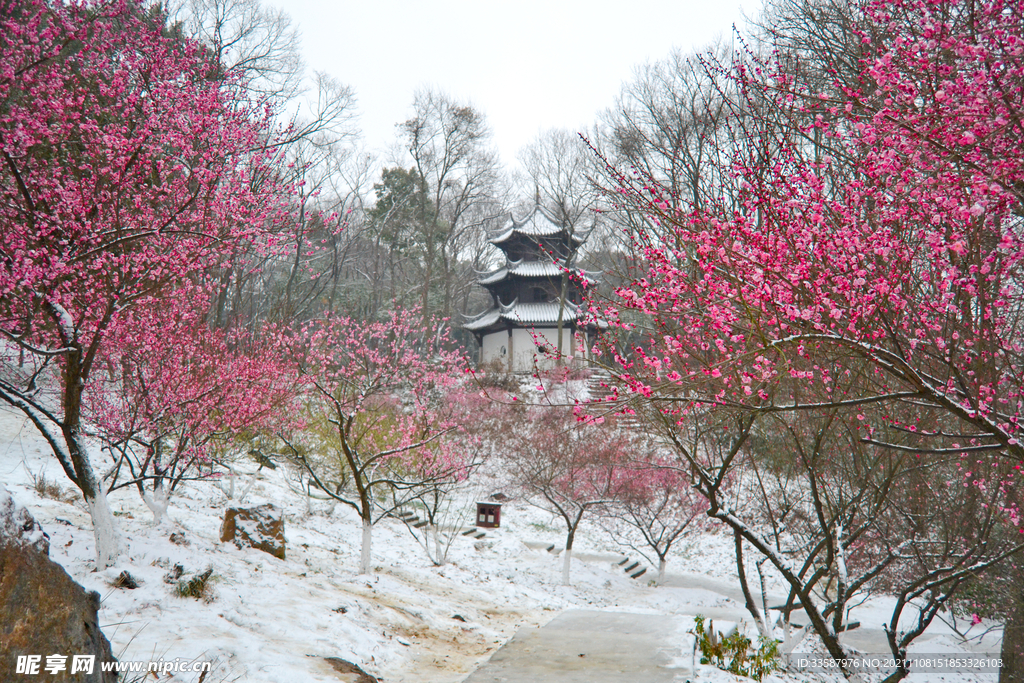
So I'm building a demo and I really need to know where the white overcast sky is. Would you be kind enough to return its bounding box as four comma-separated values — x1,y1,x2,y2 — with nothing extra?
271,0,762,169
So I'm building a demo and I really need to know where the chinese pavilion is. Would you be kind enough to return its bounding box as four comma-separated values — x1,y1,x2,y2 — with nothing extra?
463,206,598,372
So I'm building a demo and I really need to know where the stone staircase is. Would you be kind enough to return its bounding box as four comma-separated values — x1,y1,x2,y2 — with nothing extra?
585,368,645,431
522,541,649,580
394,509,487,540
617,555,648,580
586,368,618,403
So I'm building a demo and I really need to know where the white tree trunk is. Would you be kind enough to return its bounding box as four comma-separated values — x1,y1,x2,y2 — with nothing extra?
84,489,120,569
431,525,446,566
57,419,122,569
561,547,573,586
141,485,170,526
218,465,236,499
360,517,372,574
657,558,667,585
756,559,776,640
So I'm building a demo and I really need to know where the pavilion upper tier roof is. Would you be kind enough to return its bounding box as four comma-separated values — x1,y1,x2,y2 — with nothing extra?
488,206,590,247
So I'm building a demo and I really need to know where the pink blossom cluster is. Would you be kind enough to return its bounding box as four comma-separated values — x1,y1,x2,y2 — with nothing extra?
582,0,1024,532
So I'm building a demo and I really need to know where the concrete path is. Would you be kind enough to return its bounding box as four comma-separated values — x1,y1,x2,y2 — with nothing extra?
462,610,691,683
463,571,1002,681
661,572,999,656
660,572,895,654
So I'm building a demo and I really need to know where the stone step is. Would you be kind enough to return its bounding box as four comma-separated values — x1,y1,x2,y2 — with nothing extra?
397,519,487,541
522,540,561,555
615,555,649,580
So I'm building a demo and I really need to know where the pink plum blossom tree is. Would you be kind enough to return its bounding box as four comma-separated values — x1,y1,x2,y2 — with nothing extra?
0,0,288,567
601,447,707,585
503,406,635,586
279,308,475,574
588,1,1024,678
86,289,299,524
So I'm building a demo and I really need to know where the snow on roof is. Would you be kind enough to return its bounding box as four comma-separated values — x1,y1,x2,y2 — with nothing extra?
462,308,502,331
508,301,583,324
463,301,584,330
477,260,596,287
478,261,563,284
477,268,509,285
514,262,597,284
489,206,578,246
510,261,563,277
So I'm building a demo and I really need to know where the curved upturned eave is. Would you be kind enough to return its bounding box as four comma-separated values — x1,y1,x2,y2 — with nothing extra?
462,299,604,331
488,206,584,248
476,261,597,290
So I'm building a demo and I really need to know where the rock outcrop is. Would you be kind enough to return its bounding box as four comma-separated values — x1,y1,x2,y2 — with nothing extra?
0,484,117,682
324,656,378,682
220,504,286,559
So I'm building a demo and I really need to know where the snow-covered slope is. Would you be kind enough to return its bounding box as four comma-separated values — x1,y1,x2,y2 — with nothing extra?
0,407,1002,682
0,408,649,682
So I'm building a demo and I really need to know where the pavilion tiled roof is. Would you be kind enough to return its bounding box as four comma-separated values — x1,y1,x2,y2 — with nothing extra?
477,259,596,286
462,300,584,331
462,308,502,331
488,206,586,247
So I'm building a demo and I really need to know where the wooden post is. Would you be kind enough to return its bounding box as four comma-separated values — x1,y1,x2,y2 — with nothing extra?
507,327,514,372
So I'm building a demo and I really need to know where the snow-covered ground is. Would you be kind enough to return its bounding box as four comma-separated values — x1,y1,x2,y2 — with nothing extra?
0,406,1004,682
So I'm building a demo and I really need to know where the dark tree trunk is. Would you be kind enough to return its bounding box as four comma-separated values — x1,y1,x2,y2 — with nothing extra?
1001,563,1024,683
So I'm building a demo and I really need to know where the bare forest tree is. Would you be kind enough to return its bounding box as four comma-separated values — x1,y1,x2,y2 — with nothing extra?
169,0,304,100
518,128,606,362
587,45,742,313
599,46,735,214
398,89,504,326
170,0,374,329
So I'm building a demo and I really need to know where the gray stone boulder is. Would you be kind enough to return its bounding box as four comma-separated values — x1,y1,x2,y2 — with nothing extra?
0,484,117,682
